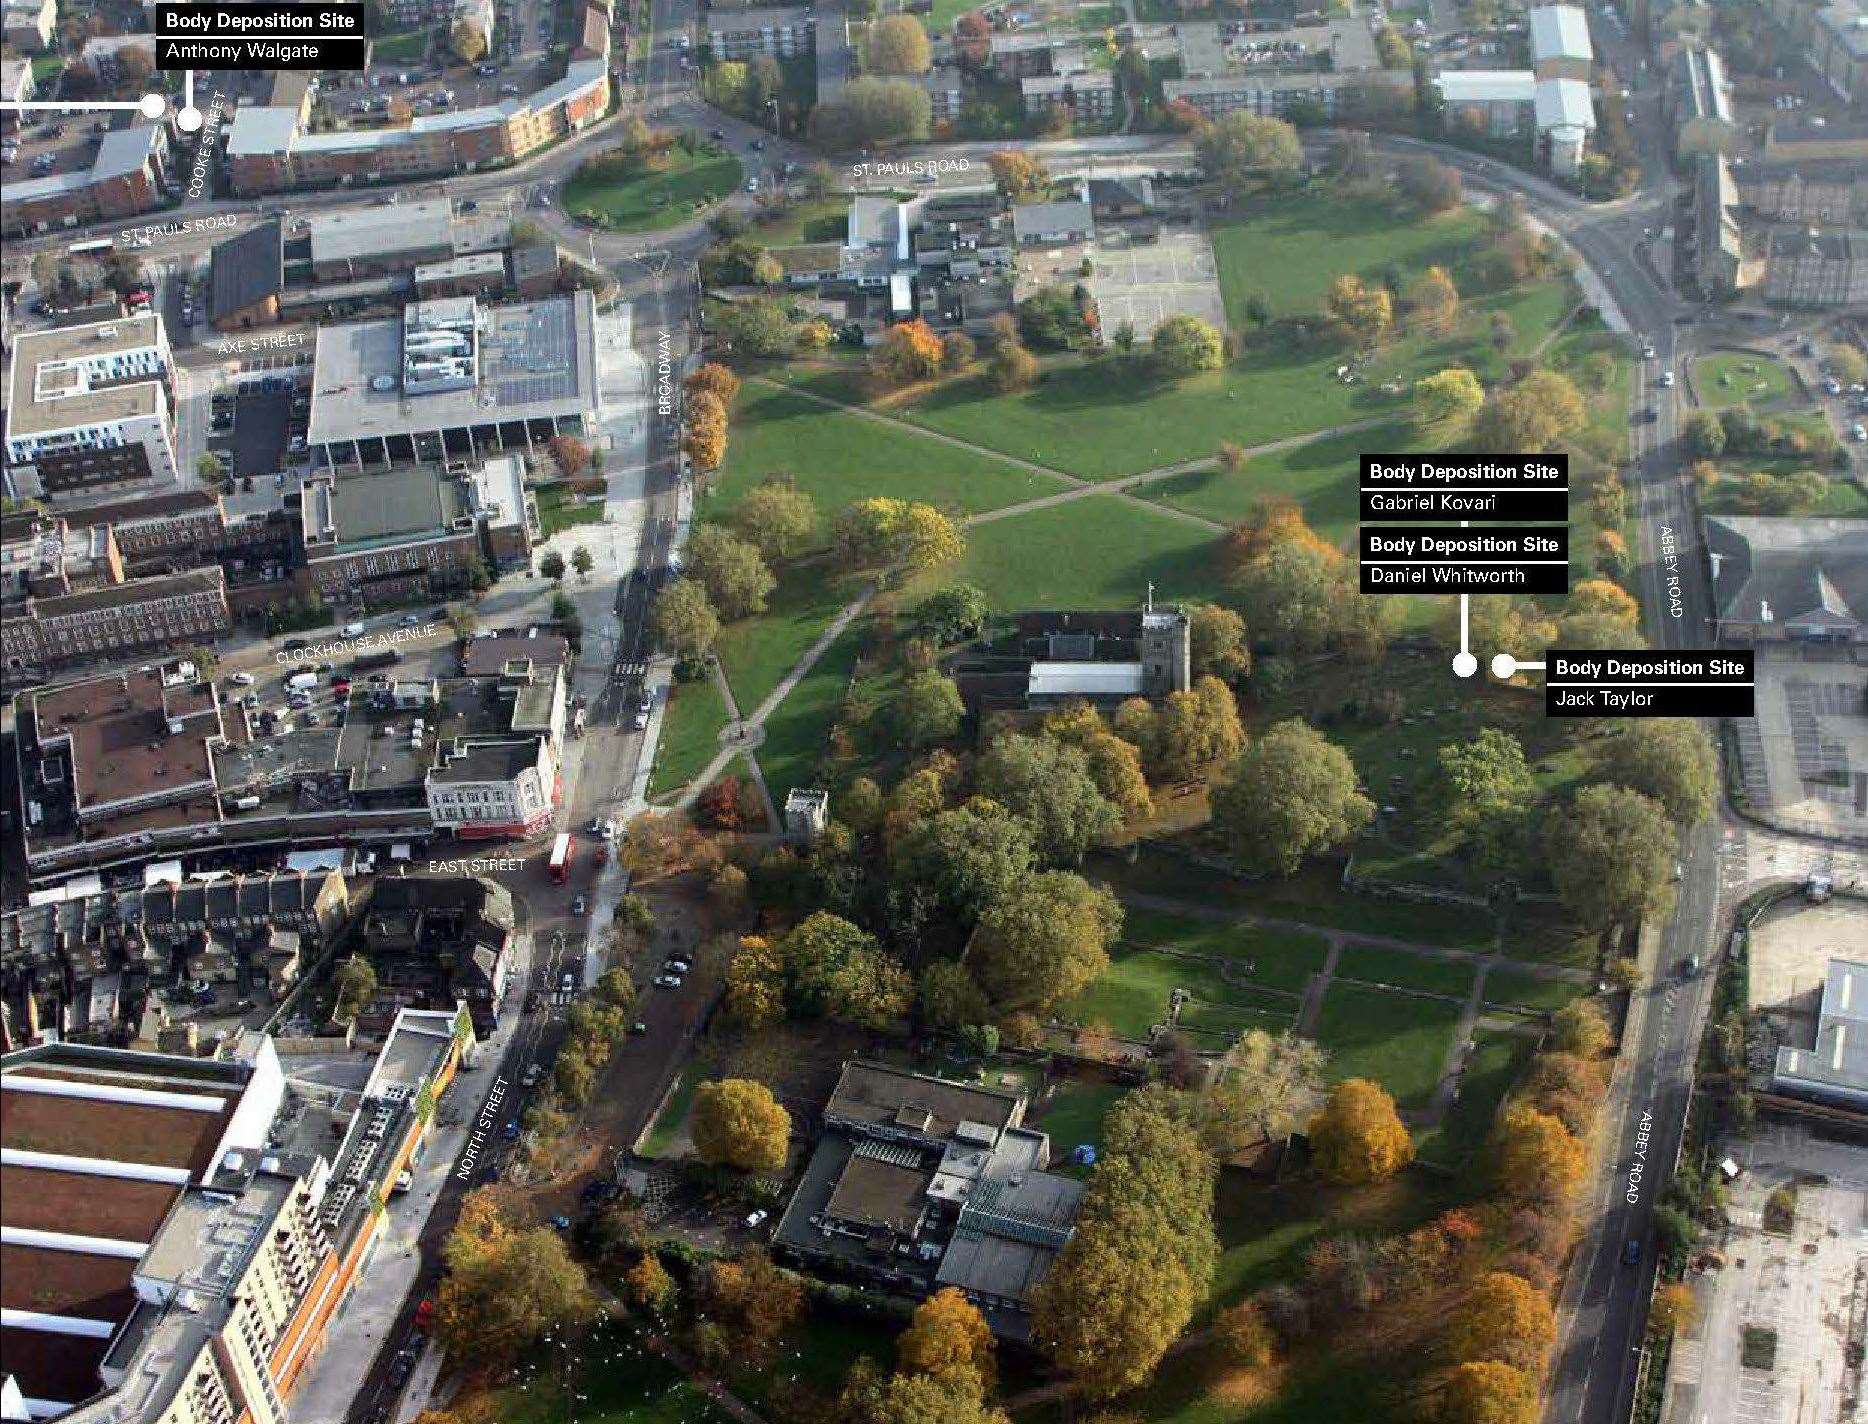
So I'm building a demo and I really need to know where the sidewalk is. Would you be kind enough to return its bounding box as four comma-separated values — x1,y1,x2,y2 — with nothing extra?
287,931,537,1424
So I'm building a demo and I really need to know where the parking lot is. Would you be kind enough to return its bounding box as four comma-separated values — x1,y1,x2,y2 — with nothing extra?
318,53,559,129
1659,1122,1866,1424
1732,648,1868,842
1085,227,1228,345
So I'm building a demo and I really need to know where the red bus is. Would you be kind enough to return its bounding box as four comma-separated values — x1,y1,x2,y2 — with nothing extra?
548,833,573,884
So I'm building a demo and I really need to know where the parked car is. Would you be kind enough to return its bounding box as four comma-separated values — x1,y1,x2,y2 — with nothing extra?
571,894,586,915
521,1063,543,1087
1621,1238,1642,1266
664,957,692,975
229,671,255,686
654,973,683,989
501,1120,521,1140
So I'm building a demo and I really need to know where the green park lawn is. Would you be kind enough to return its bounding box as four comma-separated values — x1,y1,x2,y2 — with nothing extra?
704,383,1070,545
1062,948,1291,1040
1334,943,1475,999
751,198,848,246
1484,966,1588,1012
639,1063,703,1158
495,1320,735,1424
916,494,1219,610
369,26,431,62
1121,907,1330,993
714,565,859,720
727,1312,896,1414
1416,1029,1533,1168
757,623,862,806
536,483,604,537
1695,350,1798,410
1035,1080,1127,1156
1699,471,1868,518
1311,983,1464,1110
563,149,745,231
647,675,729,799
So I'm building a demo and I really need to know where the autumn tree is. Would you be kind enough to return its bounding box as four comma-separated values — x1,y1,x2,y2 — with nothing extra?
692,1078,792,1172
864,13,933,73
832,498,964,576
1552,1000,1612,1058
1446,1272,1556,1371
1544,785,1677,933
1216,1300,1277,1368
650,576,720,660
839,1363,1009,1424
1650,1282,1699,1335
1436,1361,1539,1424
812,76,932,147
685,362,741,405
1494,1103,1585,1204
724,935,786,1028
891,798,1036,923
968,871,1122,1013
1398,155,1463,212
1405,266,1461,335
892,669,965,748
1593,718,1718,828
451,18,488,61
1151,314,1224,376
436,1189,597,1373
1474,369,1587,453
1033,1090,1218,1396
698,1251,804,1362
1212,720,1372,875
987,148,1049,199
1308,1078,1414,1185
1325,274,1394,346
627,1253,678,1314
730,478,818,561
1148,675,1245,784
686,524,775,619
989,339,1039,391
1414,367,1485,435
870,317,946,387
549,433,592,475
896,1287,996,1384
683,389,729,471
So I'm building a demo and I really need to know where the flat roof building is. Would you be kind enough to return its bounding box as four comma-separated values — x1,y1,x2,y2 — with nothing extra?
306,293,601,468
3,314,178,506
1529,4,1593,80
1671,46,1738,158
1772,959,1868,1109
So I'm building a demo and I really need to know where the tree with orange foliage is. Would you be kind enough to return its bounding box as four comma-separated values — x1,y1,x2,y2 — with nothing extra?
1494,1103,1586,1204
1445,1272,1556,1371
869,318,946,388
685,362,741,407
1308,1078,1413,1185
683,390,729,471
1436,1361,1539,1424
1220,497,1341,573
1216,1300,1277,1368
1650,1282,1699,1336
896,1287,997,1385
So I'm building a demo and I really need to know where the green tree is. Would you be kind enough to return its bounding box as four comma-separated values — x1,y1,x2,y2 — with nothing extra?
1033,1090,1217,1397
1593,718,1718,827
1150,315,1224,376
1211,720,1372,875
892,670,965,748
891,798,1037,924
1200,1029,1329,1156
1414,367,1485,434
686,523,775,619
831,498,964,575
976,733,1121,865
779,912,913,1027
691,1078,792,1173
1187,602,1250,682
1194,110,1302,190
968,872,1122,1013
918,959,991,1030
839,1364,1009,1424
571,545,594,579
539,548,566,581
650,576,721,660
1475,369,1587,453
1544,785,1677,933
1435,728,1536,867
912,584,989,644
1683,409,1726,458
813,76,932,148
1227,539,1350,653
730,480,818,561
451,17,487,60
714,297,797,357
333,955,377,1021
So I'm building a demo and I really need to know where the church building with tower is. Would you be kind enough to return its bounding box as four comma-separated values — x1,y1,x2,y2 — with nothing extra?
947,595,1192,713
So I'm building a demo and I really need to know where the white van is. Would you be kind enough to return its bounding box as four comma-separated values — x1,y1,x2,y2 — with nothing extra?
343,621,366,637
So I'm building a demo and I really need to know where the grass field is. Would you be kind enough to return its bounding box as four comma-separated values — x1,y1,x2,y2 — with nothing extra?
564,150,745,231
757,623,861,805
1036,1080,1126,1156
1699,471,1868,518
1695,350,1798,410
640,1063,703,1158
1416,1028,1532,1168
1122,907,1331,993
751,197,848,246
369,26,431,61
704,384,1069,546
495,1320,734,1424
1334,943,1475,999
728,1312,896,1414
1312,983,1464,1110
648,675,729,799
918,494,1219,609
1062,948,1291,1040
715,568,858,720
536,483,604,537
1484,966,1588,1012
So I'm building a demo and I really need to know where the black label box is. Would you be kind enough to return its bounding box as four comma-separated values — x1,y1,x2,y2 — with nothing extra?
1544,649,1756,718
1359,526,1570,596
153,3,368,69
1360,453,1569,523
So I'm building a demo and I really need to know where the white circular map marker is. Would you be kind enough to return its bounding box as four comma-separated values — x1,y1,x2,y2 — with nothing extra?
1491,653,1519,680
1451,652,1478,679
139,93,168,120
177,105,204,133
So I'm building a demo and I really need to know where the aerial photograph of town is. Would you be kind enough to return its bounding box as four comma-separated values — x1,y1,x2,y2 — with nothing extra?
0,0,1863,1418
